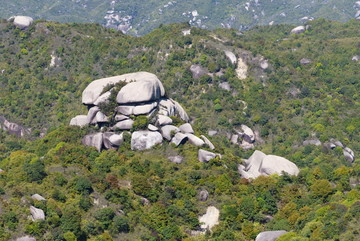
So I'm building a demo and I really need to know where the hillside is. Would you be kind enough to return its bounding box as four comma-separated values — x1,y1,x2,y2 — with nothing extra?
0,19,359,240
1,0,360,35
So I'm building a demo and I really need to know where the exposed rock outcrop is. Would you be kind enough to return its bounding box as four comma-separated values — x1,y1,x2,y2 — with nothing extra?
31,194,46,201
168,155,183,164
198,149,220,162
9,16,34,29
190,64,208,79
199,206,219,231
199,190,209,201
16,236,36,241
0,116,31,137
255,230,288,241
290,26,305,34
239,150,299,179
30,206,45,221
300,58,312,65
131,131,163,151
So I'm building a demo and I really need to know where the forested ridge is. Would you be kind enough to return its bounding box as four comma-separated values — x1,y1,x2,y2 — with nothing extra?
0,18,359,240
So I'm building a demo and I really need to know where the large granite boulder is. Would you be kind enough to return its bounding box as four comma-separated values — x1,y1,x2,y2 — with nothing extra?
290,26,305,34
0,116,31,137
343,147,355,162
201,135,215,150
30,206,45,221
82,133,103,152
157,115,173,126
69,115,88,127
237,124,255,143
186,134,205,146
131,131,163,150
255,231,288,241
87,106,100,123
171,133,188,146
199,206,219,231
239,150,299,179
11,16,34,29
179,123,194,134
198,149,218,162
112,119,134,130
161,125,179,141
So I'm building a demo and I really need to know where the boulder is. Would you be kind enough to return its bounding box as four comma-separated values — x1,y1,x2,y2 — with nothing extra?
16,236,36,241
300,58,312,65
109,133,124,146
133,102,158,115
260,155,300,176
255,230,288,241
290,26,305,34
94,111,109,123
103,132,119,149
171,133,188,146
82,133,103,152
69,115,88,127
94,91,111,105
168,155,183,164
219,82,231,91
208,130,218,136
330,139,344,148
157,115,173,126
240,140,255,150
173,99,190,122
352,55,359,61
115,114,129,122
30,206,45,221
343,147,355,162
186,134,205,146
131,131,163,150
148,124,159,131
161,125,179,141
198,149,218,162
0,116,31,137
87,106,100,123
116,105,134,116
201,135,215,150
190,64,208,79
199,190,209,201
303,139,321,146
116,72,165,104
231,134,239,144
199,206,219,231
179,123,194,134
12,16,34,29
237,124,255,143
224,51,237,64
31,194,46,201
159,98,177,116
112,119,134,130
238,150,267,179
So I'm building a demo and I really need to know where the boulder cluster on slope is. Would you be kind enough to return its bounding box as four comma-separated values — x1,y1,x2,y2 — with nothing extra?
238,150,300,179
70,72,217,155
230,124,256,150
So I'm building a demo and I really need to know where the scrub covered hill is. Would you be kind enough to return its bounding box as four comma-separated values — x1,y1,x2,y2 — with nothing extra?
0,19,359,240
1,0,360,35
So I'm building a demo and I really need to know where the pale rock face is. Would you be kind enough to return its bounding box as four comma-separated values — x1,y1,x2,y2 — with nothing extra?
168,155,183,164
352,55,359,61
31,194,46,201
13,16,34,29
200,135,215,150
300,58,312,65
224,50,237,64
82,133,103,152
255,230,288,241
231,134,239,144
240,140,255,150
112,119,134,130
69,115,89,127
239,150,300,179
190,64,208,79
199,206,219,231
95,111,109,123
16,236,36,241
237,124,255,143
236,57,248,80
87,106,100,123
157,115,173,126
161,125,180,141
179,123,194,134
30,206,45,221
186,134,205,146
0,116,31,137
115,114,129,122
103,132,115,149
82,72,164,105
171,132,188,146
208,130,218,136
303,139,321,146
219,82,231,91
133,102,158,115
131,131,163,150
94,91,111,105
173,100,190,122
109,133,123,146
148,124,159,131
116,73,165,104
343,147,355,162
198,149,218,162
116,105,134,116
290,26,305,34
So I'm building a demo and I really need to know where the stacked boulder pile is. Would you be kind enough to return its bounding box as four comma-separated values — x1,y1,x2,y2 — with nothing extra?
238,150,300,179
70,72,217,156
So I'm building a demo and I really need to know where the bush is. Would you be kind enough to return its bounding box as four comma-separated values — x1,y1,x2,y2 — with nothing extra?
112,216,130,233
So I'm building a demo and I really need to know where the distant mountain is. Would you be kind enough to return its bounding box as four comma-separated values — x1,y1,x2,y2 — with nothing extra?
1,0,360,35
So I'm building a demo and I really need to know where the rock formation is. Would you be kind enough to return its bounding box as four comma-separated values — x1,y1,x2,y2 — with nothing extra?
9,16,34,29
31,194,46,201
30,206,45,221
16,236,36,241
239,150,299,179
290,26,305,34
199,206,219,231
0,116,31,137
255,230,288,241
70,72,215,152
324,139,355,162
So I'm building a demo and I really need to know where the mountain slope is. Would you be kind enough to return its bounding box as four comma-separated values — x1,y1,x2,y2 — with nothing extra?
1,0,360,35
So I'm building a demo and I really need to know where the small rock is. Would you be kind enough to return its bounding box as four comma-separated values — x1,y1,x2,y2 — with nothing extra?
199,190,209,201
171,133,188,146
290,25,305,34
141,197,150,206
352,55,359,61
208,130,217,136
168,155,183,164
161,125,179,141
200,135,215,150
198,149,218,162
300,58,312,65
199,206,219,231
219,82,231,91
303,139,321,146
231,134,239,144
31,194,46,201
148,124,158,131
69,115,89,127
186,134,205,146
157,115,173,126
237,124,255,143
190,64,208,79
30,206,45,221
179,123,194,134
255,230,288,241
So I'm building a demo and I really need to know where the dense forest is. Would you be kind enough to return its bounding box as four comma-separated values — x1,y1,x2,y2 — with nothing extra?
0,18,359,240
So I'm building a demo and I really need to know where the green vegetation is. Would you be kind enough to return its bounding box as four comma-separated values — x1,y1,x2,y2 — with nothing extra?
0,19,359,240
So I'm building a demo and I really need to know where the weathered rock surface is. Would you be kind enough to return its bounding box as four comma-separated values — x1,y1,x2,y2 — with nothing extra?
94,111,109,123
300,58,312,65
0,116,31,137
224,51,237,64
148,124,158,131
291,26,305,34
190,64,208,79
186,134,205,146
11,16,34,29
115,114,129,122
168,155,183,164
171,133,188,146
87,106,100,123
199,190,209,201
157,115,173,126
237,124,255,143
344,147,355,162
70,115,89,127
131,131,163,150
201,135,215,150
219,82,231,91
239,150,299,179
303,139,321,146
231,134,239,144
208,130,218,136
94,91,111,105
179,123,194,134
109,133,123,146
199,206,219,231
255,230,288,241
82,133,103,152
161,125,179,141
113,119,134,130
198,149,218,162
30,206,45,221
16,236,36,241
31,194,46,201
